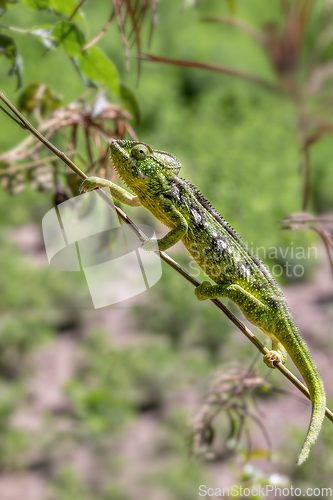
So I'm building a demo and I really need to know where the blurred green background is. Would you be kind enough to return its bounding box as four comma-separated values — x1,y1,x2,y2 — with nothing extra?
0,0,333,498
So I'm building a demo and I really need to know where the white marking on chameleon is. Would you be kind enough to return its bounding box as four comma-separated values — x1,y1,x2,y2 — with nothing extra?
240,264,250,276
217,239,227,250
191,209,202,223
173,186,180,199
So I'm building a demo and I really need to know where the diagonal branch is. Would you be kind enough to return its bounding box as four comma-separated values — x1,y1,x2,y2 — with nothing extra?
141,53,282,94
0,91,332,424
82,8,115,51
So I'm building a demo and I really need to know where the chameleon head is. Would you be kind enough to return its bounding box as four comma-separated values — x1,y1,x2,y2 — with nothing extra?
110,140,181,189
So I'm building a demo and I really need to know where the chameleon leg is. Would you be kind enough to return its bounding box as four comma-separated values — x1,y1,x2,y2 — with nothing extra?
80,176,141,207
195,281,287,366
263,337,287,367
141,198,188,252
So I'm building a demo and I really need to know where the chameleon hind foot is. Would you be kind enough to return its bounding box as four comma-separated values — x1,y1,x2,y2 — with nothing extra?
263,350,284,368
263,336,287,368
194,281,213,301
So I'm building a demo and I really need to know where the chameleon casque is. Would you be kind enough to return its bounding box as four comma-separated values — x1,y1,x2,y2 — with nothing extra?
80,139,326,464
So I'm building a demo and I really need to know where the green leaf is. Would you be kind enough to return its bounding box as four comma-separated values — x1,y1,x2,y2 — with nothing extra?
50,0,84,21
0,35,22,89
18,82,62,116
23,0,84,21
78,47,120,96
22,0,51,10
52,21,85,57
120,83,142,126
30,24,53,49
0,0,17,14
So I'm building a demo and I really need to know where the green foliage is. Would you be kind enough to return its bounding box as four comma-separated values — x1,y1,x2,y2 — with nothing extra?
18,82,62,115
133,262,233,360
289,416,333,488
153,459,207,500
66,330,188,434
0,33,22,88
120,83,142,126
51,469,90,500
78,46,120,96
1,1,121,98
0,0,18,14
50,20,120,94
0,428,30,468
51,21,85,57
51,468,129,500
22,0,49,9
49,0,83,19
22,0,83,19
66,349,137,435
310,137,333,213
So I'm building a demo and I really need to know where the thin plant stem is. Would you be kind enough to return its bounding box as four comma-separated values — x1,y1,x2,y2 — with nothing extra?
141,54,282,94
82,9,115,51
302,146,310,211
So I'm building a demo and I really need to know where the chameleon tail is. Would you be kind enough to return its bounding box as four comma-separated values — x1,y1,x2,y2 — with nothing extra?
295,362,326,465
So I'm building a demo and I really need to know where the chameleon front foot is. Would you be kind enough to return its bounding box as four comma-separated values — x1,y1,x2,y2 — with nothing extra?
79,176,108,193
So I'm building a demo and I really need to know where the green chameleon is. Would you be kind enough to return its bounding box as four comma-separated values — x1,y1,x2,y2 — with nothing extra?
80,139,326,464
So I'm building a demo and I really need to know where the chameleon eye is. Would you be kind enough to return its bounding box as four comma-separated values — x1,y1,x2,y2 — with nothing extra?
131,144,149,161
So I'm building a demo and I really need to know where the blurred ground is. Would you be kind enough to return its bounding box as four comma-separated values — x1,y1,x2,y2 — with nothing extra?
1,222,332,500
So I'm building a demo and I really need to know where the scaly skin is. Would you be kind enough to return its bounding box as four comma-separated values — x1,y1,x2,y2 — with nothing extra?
80,140,326,464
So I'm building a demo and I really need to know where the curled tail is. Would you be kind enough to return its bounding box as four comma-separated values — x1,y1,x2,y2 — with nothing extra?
271,322,326,464
295,365,326,465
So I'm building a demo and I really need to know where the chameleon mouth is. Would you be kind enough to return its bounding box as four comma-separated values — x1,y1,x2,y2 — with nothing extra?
110,140,145,178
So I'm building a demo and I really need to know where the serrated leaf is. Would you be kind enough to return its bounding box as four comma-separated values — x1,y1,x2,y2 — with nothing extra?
78,47,120,96
0,35,22,88
18,82,62,116
52,21,85,57
22,0,50,10
120,83,142,126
